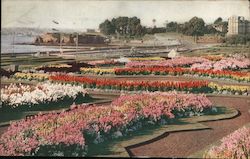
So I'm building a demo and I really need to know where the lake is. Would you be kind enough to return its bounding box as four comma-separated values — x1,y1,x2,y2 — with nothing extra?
1,34,60,54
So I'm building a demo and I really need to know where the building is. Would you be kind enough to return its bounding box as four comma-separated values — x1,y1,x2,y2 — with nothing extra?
227,16,250,36
77,33,107,44
86,29,96,33
35,32,109,45
212,23,227,33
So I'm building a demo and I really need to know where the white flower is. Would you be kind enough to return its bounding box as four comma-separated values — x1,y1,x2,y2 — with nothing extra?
1,82,87,108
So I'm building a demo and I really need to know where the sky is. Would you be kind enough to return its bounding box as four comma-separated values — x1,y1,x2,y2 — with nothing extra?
2,0,250,30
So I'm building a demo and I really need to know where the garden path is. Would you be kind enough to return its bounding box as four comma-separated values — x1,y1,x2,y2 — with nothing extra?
128,96,250,157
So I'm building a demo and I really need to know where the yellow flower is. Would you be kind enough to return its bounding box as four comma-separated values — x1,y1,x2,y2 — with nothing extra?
35,64,71,69
14,72,49,81
208,82,250,92
80,68,114,74
231,74,250,82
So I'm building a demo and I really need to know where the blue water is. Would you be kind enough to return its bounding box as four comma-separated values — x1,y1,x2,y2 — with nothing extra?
1,34,60,54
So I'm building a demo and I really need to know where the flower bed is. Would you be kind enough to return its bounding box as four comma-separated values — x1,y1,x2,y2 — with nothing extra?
49,74,211,93
126,56,250,71
191,57,250,70
67,62,94,68
204,126,250,159
36,64,72,69
208,82,250,95
114,67,250,82
13,72,50,81
202,55,223,61
36,66,80,73
126,57,208,68
87,59,124,67
80,68,115,75
128,57,165,61
191,69,250,82
0,92,213,156
115,67,189,76
0,82,87,109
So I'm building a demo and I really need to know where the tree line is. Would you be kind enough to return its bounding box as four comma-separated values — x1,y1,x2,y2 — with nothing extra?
166,17,227,36
99,16,228,38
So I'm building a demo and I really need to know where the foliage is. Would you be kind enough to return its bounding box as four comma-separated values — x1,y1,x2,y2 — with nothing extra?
180,17,206,36
0,92,212,156
145,27,166,34
99,19,116,35
214,17,223,24
225,34,250,45
166,22,178,32
99,16,145,37
204,25,219,34
204,126,250,159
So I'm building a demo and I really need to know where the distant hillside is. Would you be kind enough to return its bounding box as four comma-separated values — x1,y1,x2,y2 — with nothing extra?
1,27,85,36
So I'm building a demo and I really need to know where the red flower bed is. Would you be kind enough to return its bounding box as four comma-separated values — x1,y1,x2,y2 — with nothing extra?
192,68,249,77
49,74,210,92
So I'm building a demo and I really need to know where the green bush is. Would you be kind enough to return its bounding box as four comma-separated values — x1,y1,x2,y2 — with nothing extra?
225,34,250,45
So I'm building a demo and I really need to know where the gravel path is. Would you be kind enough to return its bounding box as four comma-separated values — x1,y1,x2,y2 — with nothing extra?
128,96,250,157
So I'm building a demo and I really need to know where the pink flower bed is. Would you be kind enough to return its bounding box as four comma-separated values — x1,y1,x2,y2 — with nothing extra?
204,126,250,159
191,57,250,70
126,57,208,68
0,92,212,156
126,56,250,71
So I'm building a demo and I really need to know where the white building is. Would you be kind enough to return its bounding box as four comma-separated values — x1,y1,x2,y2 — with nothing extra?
227,16,250,36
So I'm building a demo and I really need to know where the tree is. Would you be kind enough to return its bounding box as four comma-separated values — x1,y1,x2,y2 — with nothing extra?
214,17,223,24
189,17,206,36
99,19,115,35
128,16,141,36
221,21,228,35
117,17,129,35
180,17,206,37
166,22,178,32
99,16,145,37
205,25,218,34
225,34,250,45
